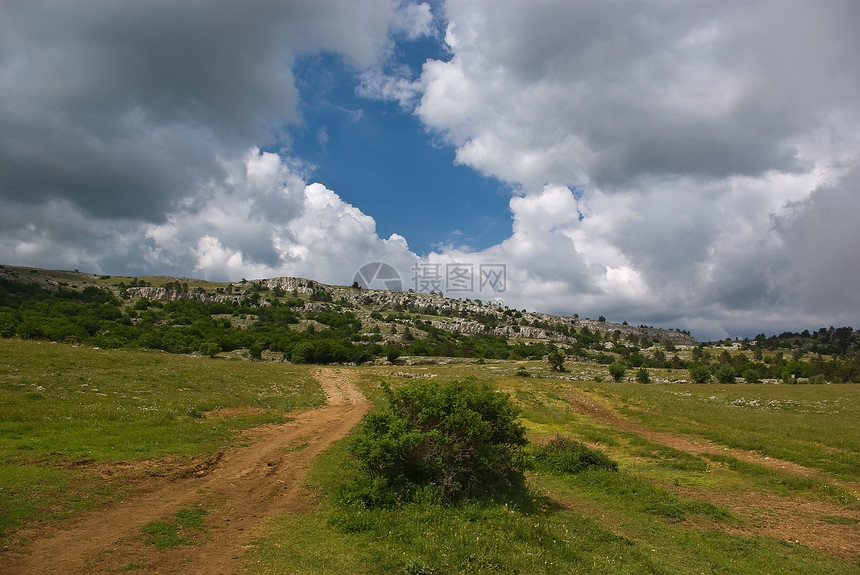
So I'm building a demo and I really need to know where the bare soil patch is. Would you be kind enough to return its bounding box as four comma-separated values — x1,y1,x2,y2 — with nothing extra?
2,368,368,575
675,487,860,561
559,387,860,561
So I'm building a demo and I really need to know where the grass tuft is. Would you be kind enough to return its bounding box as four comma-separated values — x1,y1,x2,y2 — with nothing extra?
141,505,208,548
531,435,618,474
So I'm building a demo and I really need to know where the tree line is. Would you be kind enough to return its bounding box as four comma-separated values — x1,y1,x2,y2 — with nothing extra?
0,278,553,364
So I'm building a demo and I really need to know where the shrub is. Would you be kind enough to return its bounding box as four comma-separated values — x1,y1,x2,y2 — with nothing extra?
689,364,712,383
714,364,736,384
635,367,651,383
608,362,626,382
547,351,565,371
290,341,315,363
532,436,618,474
200,341,222,358
742,368,761,383
349,378,528,505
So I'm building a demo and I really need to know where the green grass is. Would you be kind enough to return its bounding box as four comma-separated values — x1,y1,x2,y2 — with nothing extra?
141,505,208,548
0,338,324,542
245,422,857,575
0,464,123,541
588,381,860,480
702,453,859,506
242,364,860,574
627,438,710,472
0,339,325,461
3,352,859,573
249,503,856,575
542,468,736,524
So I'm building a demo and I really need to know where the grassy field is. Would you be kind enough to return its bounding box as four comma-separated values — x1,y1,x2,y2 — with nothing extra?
0,338,324,544
247,363,860,574
1,342,858,573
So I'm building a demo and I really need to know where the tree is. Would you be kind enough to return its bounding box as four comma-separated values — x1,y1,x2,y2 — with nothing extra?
349,378,527,504
200,341,222,358
636,367,651,383
692,345,704,362
290,341,315,363
689,364,712,383
547,350,565,372
714,364,736,383
742,368,761,383
608,362,626,382
751,344,762,361
385,345,401,364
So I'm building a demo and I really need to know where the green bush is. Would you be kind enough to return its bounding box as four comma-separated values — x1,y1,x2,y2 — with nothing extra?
635,367,651,383
532,435,618,474
608,362,626,382
689,364,712,383
547,351,565,371
742,368,761,383
349,378,528,505
714,364,736,384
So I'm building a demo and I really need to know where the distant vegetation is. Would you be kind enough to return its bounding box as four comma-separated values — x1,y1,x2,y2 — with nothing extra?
0,275,558,364
682,336,860,383
1,266,858,382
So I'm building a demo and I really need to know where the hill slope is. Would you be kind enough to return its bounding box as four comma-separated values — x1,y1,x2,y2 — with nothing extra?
0,265,696,356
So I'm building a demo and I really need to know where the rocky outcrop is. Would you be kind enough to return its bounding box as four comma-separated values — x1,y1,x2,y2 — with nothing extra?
2,264,696,345
123,287,243,305
327,285,696,346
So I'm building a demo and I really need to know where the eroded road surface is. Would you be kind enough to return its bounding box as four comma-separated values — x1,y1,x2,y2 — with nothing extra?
4,368,368,574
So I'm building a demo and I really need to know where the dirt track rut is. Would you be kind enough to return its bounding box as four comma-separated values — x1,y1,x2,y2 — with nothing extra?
3,368,368,575
560,387,860,561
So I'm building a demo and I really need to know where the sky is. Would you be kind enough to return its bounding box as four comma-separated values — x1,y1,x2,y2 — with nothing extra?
1,0,858,341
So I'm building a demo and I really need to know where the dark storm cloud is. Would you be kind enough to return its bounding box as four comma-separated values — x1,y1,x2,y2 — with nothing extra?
414,0,860,338
425,0,860,188
0,0,396,221
769,165,860,315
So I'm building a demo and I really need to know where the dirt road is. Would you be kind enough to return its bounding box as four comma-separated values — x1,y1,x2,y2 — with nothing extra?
3,368,368,575
560,387,860,561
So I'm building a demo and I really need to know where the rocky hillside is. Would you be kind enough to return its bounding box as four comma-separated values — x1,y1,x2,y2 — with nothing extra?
0,265,696,349
122,275,695,348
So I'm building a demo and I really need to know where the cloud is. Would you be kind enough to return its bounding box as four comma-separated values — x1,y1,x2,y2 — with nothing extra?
139,148,418,284
0,0,401,222
407,0,860,338
419,1,860,189
357,67,424,109
0,197,148,273
392,1,435,41
768,165,860,317
0,1,419,281
356,2,438,108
